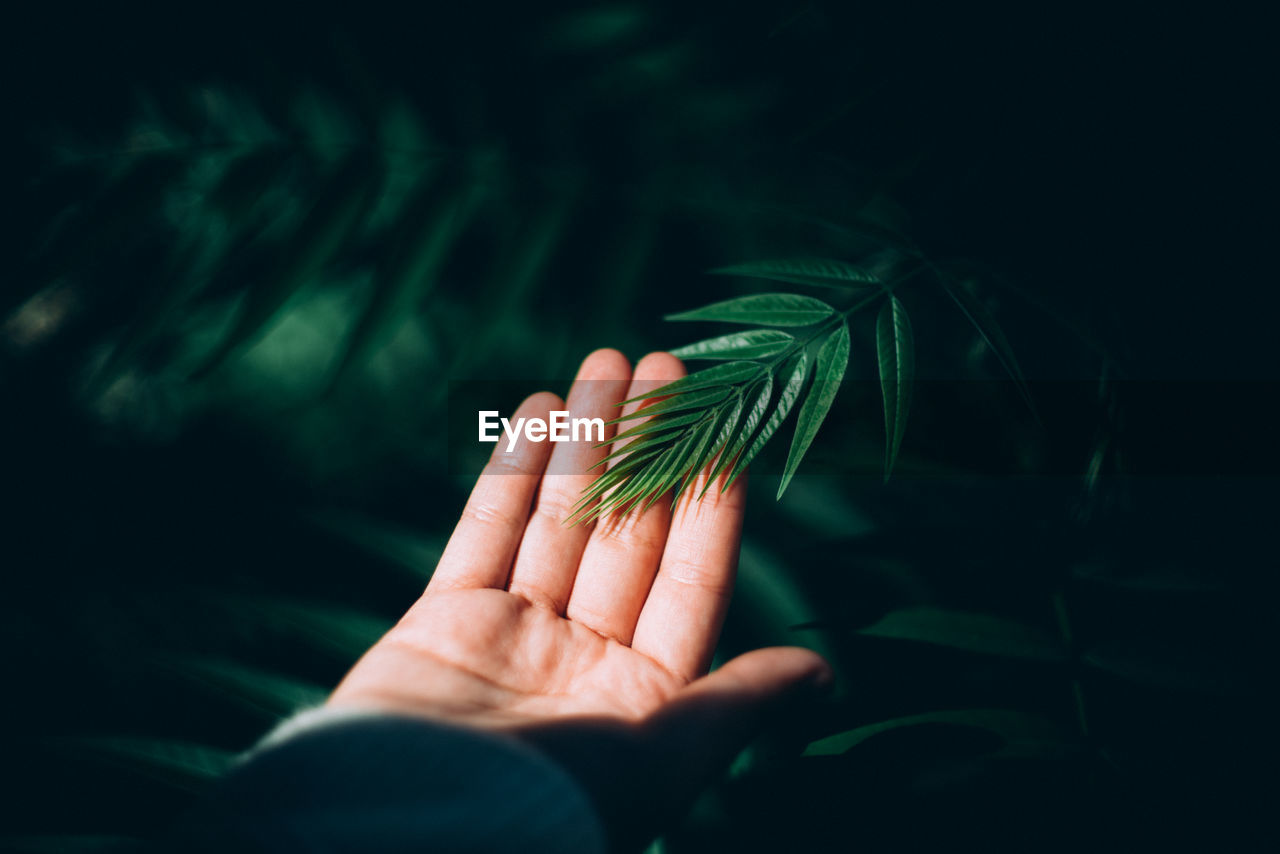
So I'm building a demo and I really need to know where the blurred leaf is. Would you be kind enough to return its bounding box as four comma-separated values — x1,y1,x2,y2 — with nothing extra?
670,329,794,361
736,541,843,685
711,258,880,290
193,151,385,377
666,293,835,326
860,606,1068,661
875,295,914,479
936,276,1034,413
40,154,187,279
305,509,445,581
159,656,329,721
215,595,393,661
778,321,850,498
804,708,1069,758
546,5,649,52
332,167,487,387
206,146,293,224
53,737,235,792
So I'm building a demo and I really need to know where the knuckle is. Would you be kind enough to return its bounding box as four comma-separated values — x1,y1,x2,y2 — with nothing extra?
461,499,521,530
662,559,732,598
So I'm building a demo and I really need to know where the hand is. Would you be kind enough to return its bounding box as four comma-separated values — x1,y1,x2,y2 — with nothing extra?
329,349,831,850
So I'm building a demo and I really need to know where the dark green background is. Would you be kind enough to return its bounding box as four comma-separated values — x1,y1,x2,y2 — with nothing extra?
1,2,1271,851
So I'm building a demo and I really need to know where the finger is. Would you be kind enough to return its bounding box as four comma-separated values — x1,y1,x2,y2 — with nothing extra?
635,648,831,831
650,647,833,757
426,391,562,592
507,349,632,611
630,460,749,680
566,352,686,644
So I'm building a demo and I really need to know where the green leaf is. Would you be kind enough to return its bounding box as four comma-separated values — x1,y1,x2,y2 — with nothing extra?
589,427,696,521
571,429,696,523
680,391,747,499
304,509,445,582
607,385,732,423
711,258,880,290
804,709,1069,759
207,146,292,224
875,295,914,479
592,428,683,469
640,424,707,511
778,322,850,499
859,606,1068,661
214,595,393,661
666,293,836,327
673,399,742,502
53,737,236,792
161,657,329,721
725,352,811,489
192,151,385,378
620,361,765,405
577,445,669,505
936,276,1034,413
702,376,774,496
328,167,487,388
606,409,706,444
669,329,794,361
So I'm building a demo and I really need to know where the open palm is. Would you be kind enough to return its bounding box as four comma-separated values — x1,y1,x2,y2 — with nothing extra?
329,349,830,847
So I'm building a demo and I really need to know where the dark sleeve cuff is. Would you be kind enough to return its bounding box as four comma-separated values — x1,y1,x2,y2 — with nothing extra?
170,707,606,853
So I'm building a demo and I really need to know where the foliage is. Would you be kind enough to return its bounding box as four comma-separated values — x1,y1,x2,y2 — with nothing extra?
577,254,1028,519
4,3,1252,851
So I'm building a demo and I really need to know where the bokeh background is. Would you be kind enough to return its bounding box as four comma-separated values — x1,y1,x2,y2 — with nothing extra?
2,2,1272,851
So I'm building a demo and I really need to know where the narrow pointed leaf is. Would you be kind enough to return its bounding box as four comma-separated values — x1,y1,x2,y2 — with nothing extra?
670,329,794,361
859,606,1068,661
703,376,773,495
591,430,682,469
778,322,850,498
569,446,667,523
711,258,880,290
726,352,811,489
804,709,1067,758
620,361,764,405
606,409,705,444
673,403,738,502
607,385,731,423
876,296,914,479
577,445,667,502
666,293,836,326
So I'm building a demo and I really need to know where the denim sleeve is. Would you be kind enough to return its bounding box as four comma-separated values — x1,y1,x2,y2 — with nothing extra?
169,707,607,853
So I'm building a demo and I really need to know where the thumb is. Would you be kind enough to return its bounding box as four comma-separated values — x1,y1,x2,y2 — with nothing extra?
643,646,833,804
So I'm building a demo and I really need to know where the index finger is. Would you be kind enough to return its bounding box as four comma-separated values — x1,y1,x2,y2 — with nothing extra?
426,391,562,592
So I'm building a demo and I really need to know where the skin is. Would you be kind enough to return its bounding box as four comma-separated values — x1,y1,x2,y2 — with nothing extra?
329,349,832,851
